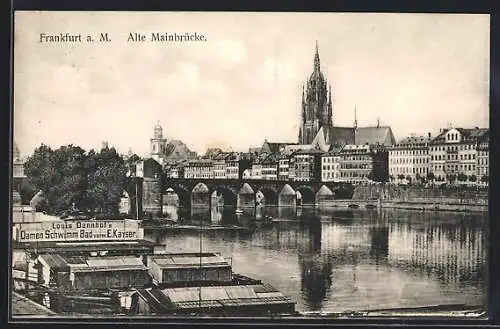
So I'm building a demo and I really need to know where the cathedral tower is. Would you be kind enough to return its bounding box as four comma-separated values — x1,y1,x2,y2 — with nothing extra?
298,42,333,144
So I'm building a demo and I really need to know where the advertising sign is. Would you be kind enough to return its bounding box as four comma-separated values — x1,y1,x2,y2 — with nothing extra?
13,220,144,243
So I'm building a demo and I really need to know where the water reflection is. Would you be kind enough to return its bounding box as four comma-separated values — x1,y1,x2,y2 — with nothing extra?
145,205,487,313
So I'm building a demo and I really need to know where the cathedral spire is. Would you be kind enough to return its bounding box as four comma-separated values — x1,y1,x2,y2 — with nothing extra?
354,106,358,129
314,40,320,72
301,85,306,121
328,84,333,125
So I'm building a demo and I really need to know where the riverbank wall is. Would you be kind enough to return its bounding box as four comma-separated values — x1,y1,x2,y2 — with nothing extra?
352,184,488,203
320,184,488,212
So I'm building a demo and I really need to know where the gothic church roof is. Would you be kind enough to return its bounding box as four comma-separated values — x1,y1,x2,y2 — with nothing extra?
355,126,396,146
316,125,395,147
323,126,355,146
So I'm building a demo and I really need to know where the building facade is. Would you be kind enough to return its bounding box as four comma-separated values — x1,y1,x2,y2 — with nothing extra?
212,152,228,179
388,135,431,183
321,151,341,182
338,145,373,184
429,127,488,182
338,144,388,184
278,156,290,181
183,160,215,179
289,149,323,182
477,132,489,182
213,159,227,179
225,153,240,179
260,154,279,180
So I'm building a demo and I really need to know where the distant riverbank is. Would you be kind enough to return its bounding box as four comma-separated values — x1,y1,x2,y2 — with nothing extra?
346,184,488,212
322,199,488,213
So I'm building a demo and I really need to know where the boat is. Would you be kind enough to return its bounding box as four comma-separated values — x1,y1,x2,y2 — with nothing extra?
255,215,273,223
235,209,244,214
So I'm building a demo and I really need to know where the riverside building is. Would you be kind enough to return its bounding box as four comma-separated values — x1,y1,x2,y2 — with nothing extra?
429,127,488,182
388,134,431,184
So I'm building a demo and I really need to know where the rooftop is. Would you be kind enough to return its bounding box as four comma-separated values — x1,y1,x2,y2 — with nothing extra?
38,254,147,272
431,127,489,144
11,292,57,317
150,252,230,269
292,148,325,156
395,135,431,146
355,126,396,146
135,284,294,313
185,160,214,167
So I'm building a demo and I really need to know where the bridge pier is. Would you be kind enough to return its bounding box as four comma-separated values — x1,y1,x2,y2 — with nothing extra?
237,182,255,208
142,177,162,219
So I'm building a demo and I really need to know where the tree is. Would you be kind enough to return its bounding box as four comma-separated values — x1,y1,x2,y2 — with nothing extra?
19,179,36,205
447,174,456,183
397,174,405,181
24,144,54,197
24,143,128,216
126,153,141,165
469,175,477,183
457,173,468,182
406,175,412,184
86,146,127,215
367,172,374,181
415,173,422,185
481,174,489,183
24,144,87,214
426,172,435,182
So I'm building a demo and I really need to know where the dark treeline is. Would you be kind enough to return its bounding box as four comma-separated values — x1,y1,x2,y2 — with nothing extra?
23,144,140,216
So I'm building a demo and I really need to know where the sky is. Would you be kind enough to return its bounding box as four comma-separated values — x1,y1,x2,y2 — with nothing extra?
14,12,490,157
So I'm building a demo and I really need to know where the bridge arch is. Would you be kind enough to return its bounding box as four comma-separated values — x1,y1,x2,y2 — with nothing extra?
257,187,279,205
296,185,316,205
212,185,238,207
163,185,191,209
191,183,210,207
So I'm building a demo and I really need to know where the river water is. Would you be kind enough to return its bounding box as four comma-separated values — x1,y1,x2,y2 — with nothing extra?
145,205,488,314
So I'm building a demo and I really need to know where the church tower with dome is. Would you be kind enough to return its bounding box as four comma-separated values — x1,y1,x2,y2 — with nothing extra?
298,42,334,145
149,121,198,165
151,121,167,165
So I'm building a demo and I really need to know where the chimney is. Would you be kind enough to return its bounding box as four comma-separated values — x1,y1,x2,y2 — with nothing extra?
428,132,431,138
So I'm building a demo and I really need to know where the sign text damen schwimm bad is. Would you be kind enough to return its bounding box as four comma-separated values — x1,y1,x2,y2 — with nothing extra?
13,220,144,242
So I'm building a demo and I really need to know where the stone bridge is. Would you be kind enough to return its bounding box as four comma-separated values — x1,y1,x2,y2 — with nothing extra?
161,178,354,208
